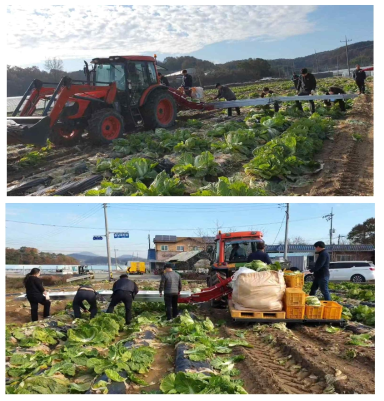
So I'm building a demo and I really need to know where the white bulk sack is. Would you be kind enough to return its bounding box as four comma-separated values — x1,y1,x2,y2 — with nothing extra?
191,87,204,99
232,271,286,311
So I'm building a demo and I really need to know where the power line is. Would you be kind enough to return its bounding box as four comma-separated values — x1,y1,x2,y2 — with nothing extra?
272,215,285,245
5,215,325,232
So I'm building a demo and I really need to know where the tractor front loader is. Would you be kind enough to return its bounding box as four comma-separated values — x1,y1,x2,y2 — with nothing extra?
7,56,181,147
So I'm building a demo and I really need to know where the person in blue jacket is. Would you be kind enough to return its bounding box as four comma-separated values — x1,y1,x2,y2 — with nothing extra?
309,241,331,300
247,241,272,265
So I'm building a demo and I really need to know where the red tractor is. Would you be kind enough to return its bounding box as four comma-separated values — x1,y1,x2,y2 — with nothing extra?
7,55,213,147
207,230,264,287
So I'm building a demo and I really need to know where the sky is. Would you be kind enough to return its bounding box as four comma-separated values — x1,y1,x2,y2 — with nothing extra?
6,5,373,71
6,203,374,259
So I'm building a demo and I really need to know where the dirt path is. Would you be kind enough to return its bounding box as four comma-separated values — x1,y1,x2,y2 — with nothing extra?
201,305,374,394
295,89,373,196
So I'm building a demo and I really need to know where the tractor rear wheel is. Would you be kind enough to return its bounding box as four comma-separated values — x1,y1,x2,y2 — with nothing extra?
88,108,124,144
49,126,83,147
141,90,177,129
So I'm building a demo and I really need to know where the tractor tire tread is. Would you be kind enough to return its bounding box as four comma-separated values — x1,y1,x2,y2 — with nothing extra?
88,108,124,145
140,90,177,130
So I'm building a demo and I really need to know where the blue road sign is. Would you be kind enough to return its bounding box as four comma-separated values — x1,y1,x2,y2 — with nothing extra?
93,236,104,240
114,232,129,239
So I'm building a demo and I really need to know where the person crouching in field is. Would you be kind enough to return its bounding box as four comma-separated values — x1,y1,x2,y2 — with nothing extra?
213,83,240,117
260,87,279,113
323,86,346,112
24,268,51,322
73,284,98,319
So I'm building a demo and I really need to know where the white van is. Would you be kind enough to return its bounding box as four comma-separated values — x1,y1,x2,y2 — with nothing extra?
304,261,375,283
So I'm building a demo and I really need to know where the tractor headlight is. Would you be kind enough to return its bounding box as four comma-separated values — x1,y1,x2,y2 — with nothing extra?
65,101,76,107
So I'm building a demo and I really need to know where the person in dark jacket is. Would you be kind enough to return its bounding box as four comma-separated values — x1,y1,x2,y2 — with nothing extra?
260,87,279,112
247,241,272,264
309,241,331,301
159,263,182,320
323,86,346,112
352,64,367,94
214,83,240,117
24,268,51,322
181,69,193,96
107,274,139,325
296,68,317,114
229,243,247,260
73,284,98,319
292,73,300,90
158,72,170,87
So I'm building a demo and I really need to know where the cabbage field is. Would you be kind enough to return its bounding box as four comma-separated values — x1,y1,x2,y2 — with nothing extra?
7,76,373,196
6,280,374,394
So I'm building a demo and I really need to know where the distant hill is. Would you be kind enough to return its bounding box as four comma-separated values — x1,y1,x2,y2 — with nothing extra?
7,41,373,96
67,252,146,265
6,247,79,265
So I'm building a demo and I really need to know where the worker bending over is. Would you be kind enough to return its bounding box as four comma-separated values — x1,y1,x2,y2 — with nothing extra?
296,68,317,114
309,241,331,301
107,274,139,325
323,86,346,112
181,69,193,97
292,73,300,90
24,268,51,322
353,64,367,95
260,87,279,113
73,284,98,319
159,263,182,320
158,72,170,87
247,241,272,264
214,83,240,117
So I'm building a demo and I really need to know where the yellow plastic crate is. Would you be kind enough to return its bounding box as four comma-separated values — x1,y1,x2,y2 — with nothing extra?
284,271,304,288
284,288,306,306
285,305,305,319
321,301,342,320
305,305,324,320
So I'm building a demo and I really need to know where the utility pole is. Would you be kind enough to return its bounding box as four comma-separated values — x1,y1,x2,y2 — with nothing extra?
337,55,339,76
337,235,347,245
283,203,290,260
114,248,118,270
314,50,319,73
148,234,151,249
341,36,352,77
103,203,112,280
323,208,335,245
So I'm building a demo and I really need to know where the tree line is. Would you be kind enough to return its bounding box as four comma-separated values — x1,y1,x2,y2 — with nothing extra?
6,247,80,265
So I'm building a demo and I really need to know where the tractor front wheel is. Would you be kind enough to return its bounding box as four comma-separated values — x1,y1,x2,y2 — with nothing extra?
141,90,177,129
88,108,124,144
49,126,83,147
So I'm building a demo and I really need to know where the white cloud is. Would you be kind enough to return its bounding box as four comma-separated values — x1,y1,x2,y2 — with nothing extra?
7,5,317,65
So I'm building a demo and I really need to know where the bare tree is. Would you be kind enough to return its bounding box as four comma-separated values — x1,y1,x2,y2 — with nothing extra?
290,236,309,245
44,57,64,81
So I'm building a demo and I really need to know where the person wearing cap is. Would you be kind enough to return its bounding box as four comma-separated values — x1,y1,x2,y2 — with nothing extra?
73,284,98,319
247,241,272,264
296,68,317,114
323,86,346,112
352,64,367,94
106,274,139,325
213,83,240,117
260,87,279,113
159,263,182,320
309,241,331,301
158,72,170,87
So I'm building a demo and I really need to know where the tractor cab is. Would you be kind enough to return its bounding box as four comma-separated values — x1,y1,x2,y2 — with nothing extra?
211,231,264,277
90,56,159,108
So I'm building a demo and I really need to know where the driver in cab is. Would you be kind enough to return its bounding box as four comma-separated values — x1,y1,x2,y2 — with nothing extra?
229,243,247,261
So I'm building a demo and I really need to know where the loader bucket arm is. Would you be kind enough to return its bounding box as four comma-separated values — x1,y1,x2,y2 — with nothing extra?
178,274,233,304
7,77,117,146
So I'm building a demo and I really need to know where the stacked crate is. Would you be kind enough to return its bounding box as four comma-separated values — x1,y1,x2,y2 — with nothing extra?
283,271,306,319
